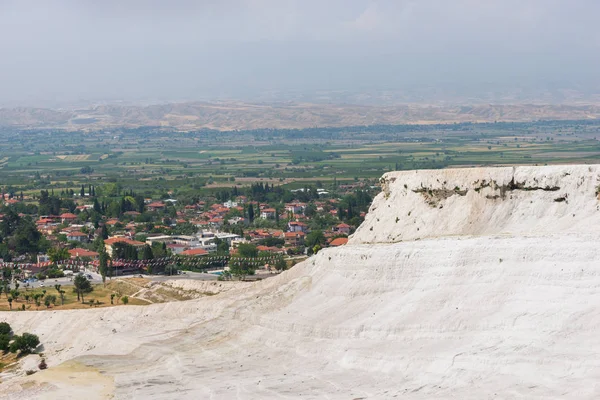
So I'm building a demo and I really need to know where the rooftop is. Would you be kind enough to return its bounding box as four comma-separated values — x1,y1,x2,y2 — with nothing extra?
181,248,209,256
104,237,145,246
329,237,349,247
69,248,99,258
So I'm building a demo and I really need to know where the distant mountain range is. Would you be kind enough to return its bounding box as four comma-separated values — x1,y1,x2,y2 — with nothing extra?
1,101,600,131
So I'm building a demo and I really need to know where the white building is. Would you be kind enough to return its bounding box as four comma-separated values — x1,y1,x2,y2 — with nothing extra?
145,232,239,254
223,200,238,208
214,232,241,245
65,231,89,243
228,216,247,225
260,208,276,219
146,235,199,247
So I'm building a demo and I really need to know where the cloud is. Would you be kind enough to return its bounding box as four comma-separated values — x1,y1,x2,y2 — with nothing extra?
0,0,598,106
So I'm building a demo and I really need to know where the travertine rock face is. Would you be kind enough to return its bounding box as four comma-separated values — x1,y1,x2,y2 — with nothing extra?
353,165,600,244
2,166,600,400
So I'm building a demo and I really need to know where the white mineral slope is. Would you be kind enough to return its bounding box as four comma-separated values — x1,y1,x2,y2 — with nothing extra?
353,164,600,243
2,165,600,399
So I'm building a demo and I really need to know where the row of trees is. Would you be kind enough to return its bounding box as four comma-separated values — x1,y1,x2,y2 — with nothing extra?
213,182,325,206
0,280,68,309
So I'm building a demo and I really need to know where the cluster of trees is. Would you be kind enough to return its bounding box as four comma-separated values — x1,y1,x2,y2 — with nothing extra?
336,191,372,226
0,322,40,356
112,242,140,260
223,243,287,280
214,182,293,205
38,190,76,215
0,210,49,261
38,187,147,222
109,242,167,262
37,269,65,280
0,187,23,201
93,238,170,278
84,193,146,220
257,237,285,247
23,185,174,244
48,247,69,264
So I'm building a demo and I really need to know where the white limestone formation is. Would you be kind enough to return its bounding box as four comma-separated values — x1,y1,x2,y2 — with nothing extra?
2,165,600,399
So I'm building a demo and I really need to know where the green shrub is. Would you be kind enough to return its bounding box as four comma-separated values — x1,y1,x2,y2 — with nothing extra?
0,334,10,352
9,333,40,355
0,322,11,335
46,269,65,279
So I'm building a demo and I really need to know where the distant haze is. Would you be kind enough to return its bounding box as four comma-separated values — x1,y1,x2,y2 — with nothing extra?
1,0,599,107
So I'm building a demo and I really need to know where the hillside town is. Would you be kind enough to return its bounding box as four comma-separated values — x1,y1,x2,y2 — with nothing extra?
0,182,377,280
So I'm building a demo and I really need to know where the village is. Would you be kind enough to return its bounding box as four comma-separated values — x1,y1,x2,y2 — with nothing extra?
0,182,376,282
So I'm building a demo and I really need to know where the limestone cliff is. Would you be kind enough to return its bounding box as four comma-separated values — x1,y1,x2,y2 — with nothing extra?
354,165,600,243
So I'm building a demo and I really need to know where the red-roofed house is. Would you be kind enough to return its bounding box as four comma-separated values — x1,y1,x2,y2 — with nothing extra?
104,237,145,256
284,231,305,246
181,248,208,257
214,207,230,215
208,217,224,227
288,221,308,233
60,213,78,224
147,201,166,212
37,217,55,225
167,243,186,255
256,245,286,254
285,202,306,214
66,231,89,243
69,248,99,260
192,219,211,228
250,230,273,240
333,223,351,235
329,237,348,247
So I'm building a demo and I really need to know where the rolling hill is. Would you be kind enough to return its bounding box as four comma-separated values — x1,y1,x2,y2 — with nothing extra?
1,102,600,131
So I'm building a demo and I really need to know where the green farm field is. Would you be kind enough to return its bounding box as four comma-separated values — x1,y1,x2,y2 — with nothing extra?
1,120,600,197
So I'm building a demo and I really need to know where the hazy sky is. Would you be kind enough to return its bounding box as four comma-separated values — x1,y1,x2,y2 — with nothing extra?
0,0,599,106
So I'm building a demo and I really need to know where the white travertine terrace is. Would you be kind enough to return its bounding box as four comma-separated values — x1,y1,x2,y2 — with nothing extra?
354,165,600,243
2,165,600,399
